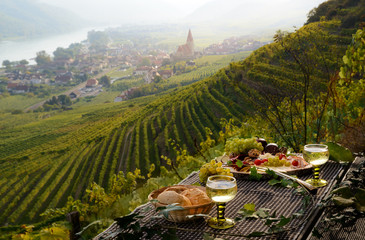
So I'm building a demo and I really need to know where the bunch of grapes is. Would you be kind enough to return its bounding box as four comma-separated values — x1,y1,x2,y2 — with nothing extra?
263,156,291,167
225,137,264,156
199,160,233,183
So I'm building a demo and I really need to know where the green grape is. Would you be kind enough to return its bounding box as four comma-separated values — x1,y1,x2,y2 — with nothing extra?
199,160,233,183
225,137,264,155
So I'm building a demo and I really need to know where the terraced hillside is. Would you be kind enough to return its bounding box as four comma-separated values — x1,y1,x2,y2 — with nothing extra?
0,71,256,224
0,52,254,225
0,0,363,226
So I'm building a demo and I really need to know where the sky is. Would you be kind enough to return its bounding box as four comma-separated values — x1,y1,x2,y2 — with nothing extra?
39,0,212,14
38,0,327,26
38,0,214,23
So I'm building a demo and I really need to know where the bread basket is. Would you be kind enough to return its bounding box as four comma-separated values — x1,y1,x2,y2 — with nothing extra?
148,185,214,222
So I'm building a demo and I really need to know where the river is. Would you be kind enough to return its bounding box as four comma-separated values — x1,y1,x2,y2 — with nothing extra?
0,26,108,65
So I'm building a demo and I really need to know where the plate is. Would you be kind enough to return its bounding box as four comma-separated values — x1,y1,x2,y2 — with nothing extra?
226,164,313,179
220,154,313,179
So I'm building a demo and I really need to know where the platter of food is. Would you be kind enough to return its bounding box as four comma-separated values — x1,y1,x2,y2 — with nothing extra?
218,137,313,178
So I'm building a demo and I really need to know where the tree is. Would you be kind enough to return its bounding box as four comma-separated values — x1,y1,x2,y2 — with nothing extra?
2,60,11,69
19,59,29,66
35,51,52,66
273,23,342,148
87,30,110,51
335,28,365,152
99,75,111,87
58,95,72,106
238,21,345,151
53,47,74,60
68,43,83,55
139,58,151,67
162,58,171,66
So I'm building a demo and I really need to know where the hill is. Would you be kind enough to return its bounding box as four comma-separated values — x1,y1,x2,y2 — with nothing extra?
0,52,251,225
0,0,363,229
0,0,85,40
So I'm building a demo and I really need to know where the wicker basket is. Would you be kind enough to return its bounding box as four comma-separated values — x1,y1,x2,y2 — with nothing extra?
148,185,214,222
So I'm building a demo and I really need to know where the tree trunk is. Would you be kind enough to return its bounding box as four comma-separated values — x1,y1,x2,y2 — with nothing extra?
67,211,81,240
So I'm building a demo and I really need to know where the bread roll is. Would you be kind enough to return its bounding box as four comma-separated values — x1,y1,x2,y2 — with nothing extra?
164,186,188,194
157,190,192,207
181,188,211,205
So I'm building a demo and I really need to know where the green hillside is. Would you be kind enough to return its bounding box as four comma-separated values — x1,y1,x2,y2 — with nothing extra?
0,0,85,40
0,52,252,225
0,0,363,231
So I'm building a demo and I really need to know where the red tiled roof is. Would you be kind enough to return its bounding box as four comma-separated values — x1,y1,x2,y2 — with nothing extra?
7,82,18,88
177,44,193,55
86,78,98,86
15,85,29,91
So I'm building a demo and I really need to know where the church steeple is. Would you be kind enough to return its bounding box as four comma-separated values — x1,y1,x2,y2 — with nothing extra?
187,29,193,43
186,29,194,55
174,29,195,60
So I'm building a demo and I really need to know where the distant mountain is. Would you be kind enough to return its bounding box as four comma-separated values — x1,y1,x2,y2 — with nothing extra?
0,0,86,41
185,0,326,32
37,0,184,25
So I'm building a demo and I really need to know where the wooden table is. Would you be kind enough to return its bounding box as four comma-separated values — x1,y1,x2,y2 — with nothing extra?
308,157,365,240
95,160,349,239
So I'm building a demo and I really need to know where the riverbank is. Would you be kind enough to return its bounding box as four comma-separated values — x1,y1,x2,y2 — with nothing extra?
0,26,110,64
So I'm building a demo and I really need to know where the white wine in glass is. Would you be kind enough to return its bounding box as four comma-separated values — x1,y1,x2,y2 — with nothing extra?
303,144,329,187
206,175,237,229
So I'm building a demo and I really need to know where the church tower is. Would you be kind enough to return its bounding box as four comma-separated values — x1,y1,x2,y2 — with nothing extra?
186,29,194,55
174,29,195,60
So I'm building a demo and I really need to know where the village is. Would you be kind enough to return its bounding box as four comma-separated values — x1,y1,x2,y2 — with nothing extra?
0,30,267,105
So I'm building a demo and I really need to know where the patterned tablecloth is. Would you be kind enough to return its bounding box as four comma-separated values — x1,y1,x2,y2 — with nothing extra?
308,157,365,240
95,161,345,240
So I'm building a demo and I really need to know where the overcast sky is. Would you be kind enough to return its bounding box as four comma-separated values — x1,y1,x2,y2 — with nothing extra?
38,0,327,26
40,0,213,14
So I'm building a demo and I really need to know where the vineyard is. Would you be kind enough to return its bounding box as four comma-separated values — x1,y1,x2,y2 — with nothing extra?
0,52,253,225
0,70,258,225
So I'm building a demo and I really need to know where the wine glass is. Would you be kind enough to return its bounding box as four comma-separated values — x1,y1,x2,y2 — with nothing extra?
206,175,237,229
303,144,329,187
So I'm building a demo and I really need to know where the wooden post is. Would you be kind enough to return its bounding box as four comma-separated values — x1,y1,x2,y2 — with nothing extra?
67,211,81,240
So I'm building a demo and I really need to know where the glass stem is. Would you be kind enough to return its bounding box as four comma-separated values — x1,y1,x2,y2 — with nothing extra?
313,165,321,182
217,203,226,224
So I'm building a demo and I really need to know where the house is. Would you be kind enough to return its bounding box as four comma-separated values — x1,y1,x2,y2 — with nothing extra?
69,90,81,99
158,69,173,79
114,87,138,102
134,66,153,76
55,74,73,85
144,71,155,84
120,62,132,70
86,78,98,88
13,85,29,94
186,61,196,66
7,82,30,94
114,96,124,102
30,77,42,84
6,82,18,91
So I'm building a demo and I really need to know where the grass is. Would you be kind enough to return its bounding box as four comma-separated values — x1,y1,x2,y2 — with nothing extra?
195,51,252,66
107,68,134,79
0,95,43,112
0,85,75,112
